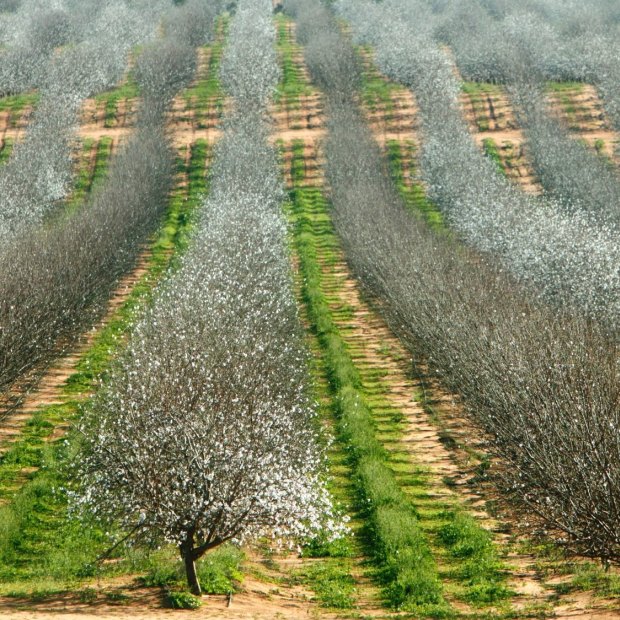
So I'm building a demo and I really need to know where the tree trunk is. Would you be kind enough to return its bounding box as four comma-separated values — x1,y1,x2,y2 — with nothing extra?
181,542,201,596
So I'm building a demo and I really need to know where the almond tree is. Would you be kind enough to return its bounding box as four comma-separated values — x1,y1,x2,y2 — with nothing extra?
75,0,341,595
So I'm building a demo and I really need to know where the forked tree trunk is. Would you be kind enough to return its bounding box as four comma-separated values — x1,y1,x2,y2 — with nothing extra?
181,539,201,596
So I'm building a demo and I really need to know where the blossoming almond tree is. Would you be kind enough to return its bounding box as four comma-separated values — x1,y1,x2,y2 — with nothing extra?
75,0,341,596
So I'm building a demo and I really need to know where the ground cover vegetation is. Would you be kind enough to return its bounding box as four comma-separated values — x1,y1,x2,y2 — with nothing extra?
288,0,620,570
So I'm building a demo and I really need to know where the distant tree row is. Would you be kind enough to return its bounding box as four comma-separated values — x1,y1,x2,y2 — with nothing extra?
293,0,620,567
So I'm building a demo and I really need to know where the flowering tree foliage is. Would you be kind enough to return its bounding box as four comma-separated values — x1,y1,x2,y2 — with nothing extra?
0,0,205,398
291,0,620,565
75,0,340,596
337,0,620,332
0,0,172,240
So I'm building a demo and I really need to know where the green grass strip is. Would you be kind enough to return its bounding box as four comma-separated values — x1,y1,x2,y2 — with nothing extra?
0,92,38,127
287,139,450,616
0,137,14,165
482,137,506,177
385,139,445,231
358,45,397,113
274,14,313,107
63,137,114,216
95,48,143,128
183,14,229,122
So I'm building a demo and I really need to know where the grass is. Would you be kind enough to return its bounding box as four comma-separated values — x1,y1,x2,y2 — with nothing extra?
461,82,501,132
437,512,511,605
0,92,38,125
143,545,244,597
546,81,584,93
461,82,502,96
286,139,450,615
275,14,313,107
297,560,357,609
385,139,445,231
482,137,506,176
62,137,113,217
358,45,398,113
95,79,139,128
183,14,229,124
0,137,14,164
0,140,210,597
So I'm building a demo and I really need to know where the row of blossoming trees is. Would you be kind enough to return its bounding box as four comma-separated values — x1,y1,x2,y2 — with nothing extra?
337,0,620,333
74,0,338,596
0,0,172,239
283,0,620,565
0,1,219,399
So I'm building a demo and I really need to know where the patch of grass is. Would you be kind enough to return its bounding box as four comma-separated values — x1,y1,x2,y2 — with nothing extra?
385,139,445,231
197,545,244,595
546,81,584,93
184,14,229,122
286,141,450,614
302,560,356,609
275,14,313,107
302,532,354,559
95,68,139,128
564,562,620,597
358,45,397,113
594,138,605,154
0,92,38,125
165,590,202,609
142,545,243,596
0,137,14,164
438,512,511,605
482,137,505,176
63,137,113,218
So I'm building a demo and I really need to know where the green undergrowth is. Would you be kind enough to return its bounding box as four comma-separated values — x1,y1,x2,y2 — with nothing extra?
143,544,243,600
286,139,450,616
95,74,139,128
275,14,313,107
295,560,357,610
461,82,502,132
0,137,13,164
385,139,445,231
482,138,506,176
0,140,210,597
546,82,587,128
183,14,229,123
0,92,38,125
358,45,398,113
62,137,113,217
546,80,584,93
461,82,502,96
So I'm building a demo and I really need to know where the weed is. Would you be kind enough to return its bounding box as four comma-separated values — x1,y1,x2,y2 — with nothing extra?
165,589,202,609
304,560,356,609
197,545,244,595
483,138,505,176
